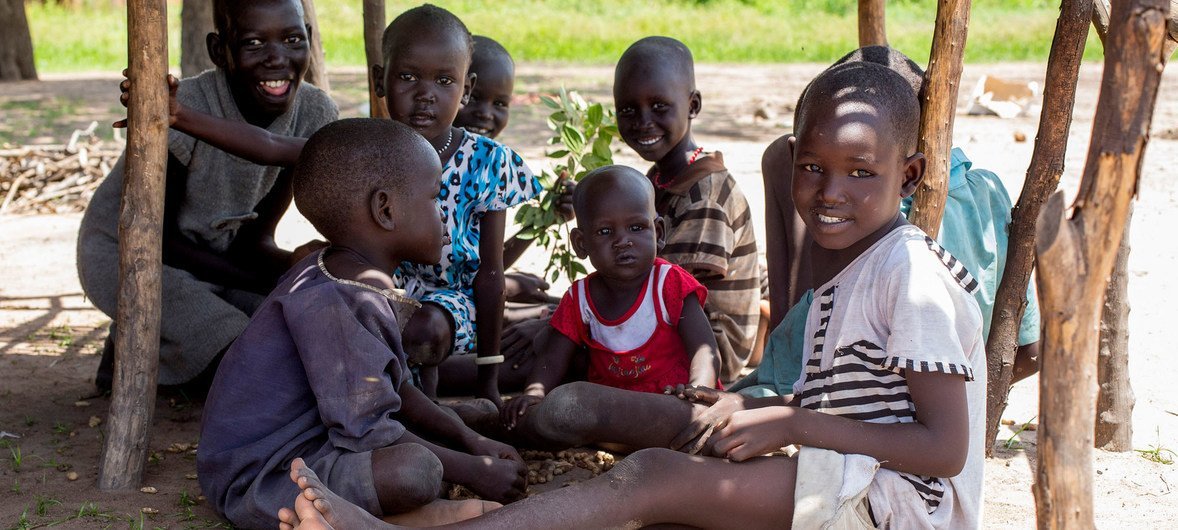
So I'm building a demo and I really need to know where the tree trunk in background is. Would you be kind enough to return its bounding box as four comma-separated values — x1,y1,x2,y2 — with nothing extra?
1095,206,1134,451
363,0,389,118
301,0,329,94
1033,0,1167,526
0,0,38,81
858,0,887,46
983,0,1090,457
909,0,971,238
98,0,168,491
180,0,214,77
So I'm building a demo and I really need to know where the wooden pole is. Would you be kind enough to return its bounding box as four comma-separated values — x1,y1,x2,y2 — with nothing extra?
909,0,970,238
983,0,1091,457
179,0,214,78
858,0,888,46
1034,0,1167,526
98,0,168,491
301,0,330,94
1095,205,1134,450
363,0,389,119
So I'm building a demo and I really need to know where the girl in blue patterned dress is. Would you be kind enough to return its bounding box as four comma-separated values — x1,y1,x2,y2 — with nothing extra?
373,5,539,404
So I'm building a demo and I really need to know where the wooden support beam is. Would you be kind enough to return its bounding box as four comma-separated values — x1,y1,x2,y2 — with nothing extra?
983,0,1091,457
1095,205,1134,451
858,0,888,46
98,0,168,491
301,0,330,93
1034,0,1168,526
363,0,389,119
909,0,970,238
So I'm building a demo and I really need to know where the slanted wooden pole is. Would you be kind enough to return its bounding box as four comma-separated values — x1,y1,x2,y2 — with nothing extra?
1033,0,1167,526
858,0,888,46
983,0,1091,457
363,0,389,119
98,0,168,490
301,0,330,93
909,0,971,238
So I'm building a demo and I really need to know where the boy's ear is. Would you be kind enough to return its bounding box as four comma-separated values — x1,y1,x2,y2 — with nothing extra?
570,227,589,259
206,32,228,69
371,189,396,230
900,152,927,198
371,64,386,98
462,72,477,106
654,216,667,251
688,90,702,119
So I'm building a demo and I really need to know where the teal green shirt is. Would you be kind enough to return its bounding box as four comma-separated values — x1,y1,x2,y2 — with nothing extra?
736,148,1041,396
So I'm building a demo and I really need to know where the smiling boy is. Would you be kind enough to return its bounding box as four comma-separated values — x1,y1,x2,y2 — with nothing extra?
613,37,760,383
77,0,338,390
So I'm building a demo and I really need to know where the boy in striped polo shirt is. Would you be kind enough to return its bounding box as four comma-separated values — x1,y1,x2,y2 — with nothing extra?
613,36,761,384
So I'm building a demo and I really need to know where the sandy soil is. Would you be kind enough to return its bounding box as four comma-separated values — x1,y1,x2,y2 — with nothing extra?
1,62,1176,528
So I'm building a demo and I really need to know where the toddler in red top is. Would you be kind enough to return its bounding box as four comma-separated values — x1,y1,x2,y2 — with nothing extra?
550,257,706,393
497,164,721,432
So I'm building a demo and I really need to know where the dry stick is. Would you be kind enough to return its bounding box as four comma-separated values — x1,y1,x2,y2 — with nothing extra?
909,0,971,238
98,0,168,491
982,0,1092,457
0,173,26,213
858,0,888,46
363,0,389,119
301,0,330,94
1033,0,1168,526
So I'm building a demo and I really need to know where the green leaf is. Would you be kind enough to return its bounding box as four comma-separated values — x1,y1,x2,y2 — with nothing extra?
587,104,604,129
547,149,570,159
546,111,567,131
592,135,612,160
540,95,560,110
560,124,586,153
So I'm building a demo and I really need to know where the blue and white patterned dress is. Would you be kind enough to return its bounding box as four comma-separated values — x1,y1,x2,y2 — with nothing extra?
396,131,539,354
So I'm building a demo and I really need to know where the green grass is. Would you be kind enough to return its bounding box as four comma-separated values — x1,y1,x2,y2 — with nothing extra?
26,0,1104,74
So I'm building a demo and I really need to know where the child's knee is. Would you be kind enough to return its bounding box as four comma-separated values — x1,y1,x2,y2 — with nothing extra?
372,443,444,513
402,305,453,366
529,381,600,444
606,447,679,484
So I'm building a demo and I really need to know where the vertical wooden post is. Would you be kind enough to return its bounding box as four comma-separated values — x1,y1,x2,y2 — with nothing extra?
1095,205,1134,451
301,0,330,93
909,0,971,238
1033,0,1167,526
98,0,168,491
983,0,1091,456
858,0,888,46
363,0,389,119
179,0,214,78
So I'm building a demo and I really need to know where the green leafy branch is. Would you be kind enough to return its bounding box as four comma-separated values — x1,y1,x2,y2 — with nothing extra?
515,87,618,283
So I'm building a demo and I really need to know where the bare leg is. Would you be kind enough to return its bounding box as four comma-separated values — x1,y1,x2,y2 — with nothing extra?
286,449,798,529
514,382,707,449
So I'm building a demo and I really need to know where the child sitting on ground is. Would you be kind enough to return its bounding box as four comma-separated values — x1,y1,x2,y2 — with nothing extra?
279,60,986,530
498,165,719,431
753,45,1041,397
508,36,761,385
77,0,337,392
197,119,526,530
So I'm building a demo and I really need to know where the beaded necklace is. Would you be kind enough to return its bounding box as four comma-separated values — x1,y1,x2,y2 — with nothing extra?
435,128,454,155
316,249,421,308
652,146,705,190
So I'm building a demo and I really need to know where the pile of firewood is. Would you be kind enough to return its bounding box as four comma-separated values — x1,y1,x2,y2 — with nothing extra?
0,123,123,215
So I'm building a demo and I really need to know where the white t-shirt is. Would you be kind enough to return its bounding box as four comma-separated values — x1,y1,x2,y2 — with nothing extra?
792,224,986,529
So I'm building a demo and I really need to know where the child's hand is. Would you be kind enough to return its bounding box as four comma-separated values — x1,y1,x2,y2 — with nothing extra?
113,70,181,129
467,435,525,465
465,453,528,503
554,176,576,222
667,387,745,455
504,272,551,304
709,407,794,462
499,394,543,430
500,319,547,370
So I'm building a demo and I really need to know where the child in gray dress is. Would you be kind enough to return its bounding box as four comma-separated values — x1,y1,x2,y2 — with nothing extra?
197,119,526,529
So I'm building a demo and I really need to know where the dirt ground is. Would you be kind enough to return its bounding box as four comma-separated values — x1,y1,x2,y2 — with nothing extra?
1,62,1176,528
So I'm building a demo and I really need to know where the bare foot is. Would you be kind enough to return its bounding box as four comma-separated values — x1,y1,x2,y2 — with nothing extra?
285,458,393,529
